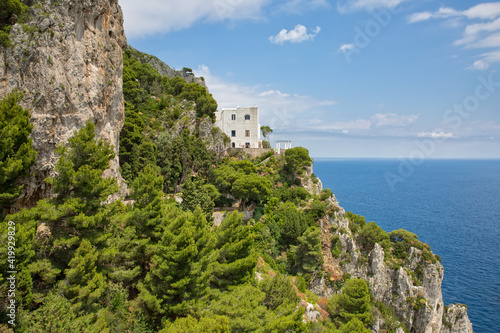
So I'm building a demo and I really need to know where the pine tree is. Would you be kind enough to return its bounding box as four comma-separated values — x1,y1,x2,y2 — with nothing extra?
328,278,372,326
139,208,215,323
212,212,256,288
60,239,106,311
0,90,37,217
289,226,322,273
46,120,117,209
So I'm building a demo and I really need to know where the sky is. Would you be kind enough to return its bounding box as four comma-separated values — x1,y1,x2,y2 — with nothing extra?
120,0,500,158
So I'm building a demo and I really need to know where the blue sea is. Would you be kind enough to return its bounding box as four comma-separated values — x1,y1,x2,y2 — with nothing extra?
313,159,500,333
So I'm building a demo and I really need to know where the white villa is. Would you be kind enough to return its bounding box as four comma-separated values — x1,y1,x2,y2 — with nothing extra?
214,106,261,149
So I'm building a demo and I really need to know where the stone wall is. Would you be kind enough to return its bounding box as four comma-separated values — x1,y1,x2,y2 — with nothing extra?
228,148,272,158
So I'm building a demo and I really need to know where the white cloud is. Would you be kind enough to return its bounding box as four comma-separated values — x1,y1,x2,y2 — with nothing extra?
305,112,419,136
371,113,419,127
259,90,290,98
338,0,407,12
338,43,355,52
409,2,500,70
408,4,500,24
454,17,500,46
463,2,500,20
120,0,269,38
193,65,335,131
408,12,432,24
418,132,456,139
269,25,321,44
469,60,490,70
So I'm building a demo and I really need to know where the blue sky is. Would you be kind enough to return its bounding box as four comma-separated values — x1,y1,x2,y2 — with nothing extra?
120,0,500,158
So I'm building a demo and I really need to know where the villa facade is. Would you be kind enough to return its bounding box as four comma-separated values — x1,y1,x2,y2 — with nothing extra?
214,106,261,149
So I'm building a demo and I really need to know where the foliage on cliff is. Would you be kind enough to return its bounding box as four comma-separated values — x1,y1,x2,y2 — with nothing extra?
0,46,464,333
119,48,219,183
0,0,29,47
0,91,36,218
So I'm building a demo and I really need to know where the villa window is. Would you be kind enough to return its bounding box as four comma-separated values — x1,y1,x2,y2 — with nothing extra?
245,130,250,137
244,114,251,120
231,130,236,137
231,114,236,120
231,142,235,148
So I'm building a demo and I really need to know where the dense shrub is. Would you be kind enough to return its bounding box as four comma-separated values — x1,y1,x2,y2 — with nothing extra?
358,222,390,252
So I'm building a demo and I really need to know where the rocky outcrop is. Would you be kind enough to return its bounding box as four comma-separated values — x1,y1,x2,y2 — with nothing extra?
169,103,228,160
320,192,474,333
302,164,323,196
126,46,206,87
441,305,473,333
0,0,126,205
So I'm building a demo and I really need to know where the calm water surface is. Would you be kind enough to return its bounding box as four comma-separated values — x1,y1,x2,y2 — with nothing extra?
313,159,500,333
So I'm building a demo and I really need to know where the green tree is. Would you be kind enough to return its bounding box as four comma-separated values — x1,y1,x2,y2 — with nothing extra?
336,318,372,333
156,130,214,192
328,278,372,326
261,273,299,310
60,239,107,311
260,125,273,142
181,177,218,221
289,226,322,273
131,164,164,210
231,174,271,209
212,212,256,288
284,147,311,180
270,202,312,248
195,94,218,121
139,208,214,323
346,211,366,234
161,315,230,333
0,0,29,46
128,163,166,241
358,222,390,252
0,91,36,217
46,120,117,212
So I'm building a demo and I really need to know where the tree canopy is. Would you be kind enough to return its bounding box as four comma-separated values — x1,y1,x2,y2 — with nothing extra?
0,90,36,217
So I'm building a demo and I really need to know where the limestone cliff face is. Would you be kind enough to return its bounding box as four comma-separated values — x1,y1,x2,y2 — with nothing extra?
322,204,473,333
304,163,473,333
0,0,126,205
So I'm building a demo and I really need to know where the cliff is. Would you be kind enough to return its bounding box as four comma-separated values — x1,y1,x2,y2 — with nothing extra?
304,164,473,333
0,2,473,332
126,45,206,88
0,0,126,206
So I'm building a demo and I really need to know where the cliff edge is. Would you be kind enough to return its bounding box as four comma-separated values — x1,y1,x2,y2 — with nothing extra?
304,164,473,333
0,0,126,206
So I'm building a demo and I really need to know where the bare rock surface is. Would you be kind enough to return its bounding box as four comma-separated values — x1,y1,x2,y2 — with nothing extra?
0,0,126,206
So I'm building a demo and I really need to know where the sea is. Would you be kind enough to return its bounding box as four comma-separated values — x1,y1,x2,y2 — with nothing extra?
313,158,500,333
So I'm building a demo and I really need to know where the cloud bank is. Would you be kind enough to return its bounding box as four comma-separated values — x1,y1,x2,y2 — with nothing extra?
120,0,269,38
408,2,500,70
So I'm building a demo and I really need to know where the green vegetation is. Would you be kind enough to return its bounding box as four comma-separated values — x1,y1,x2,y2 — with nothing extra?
0,0,29,47
328,278,372,326
0,46,442,332
0,90,36,218
284,146,312,181
260,125,273,148
119,48,217,183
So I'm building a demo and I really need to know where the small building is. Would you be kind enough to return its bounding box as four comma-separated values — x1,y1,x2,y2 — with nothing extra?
275,140,292,154
215,106,261,148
